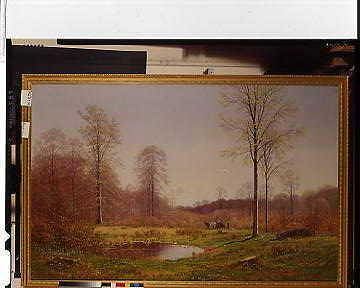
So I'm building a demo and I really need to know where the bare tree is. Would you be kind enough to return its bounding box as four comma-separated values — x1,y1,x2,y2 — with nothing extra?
34,128,67,219
78,105,121,224
260,142,281,232
65,138,85,221
237,181,253,217
259,137,294,232
135,145,168,217
220,85,298,236
281,168,299,215
216,186,227,209
216,186,227,200
38,128,67,195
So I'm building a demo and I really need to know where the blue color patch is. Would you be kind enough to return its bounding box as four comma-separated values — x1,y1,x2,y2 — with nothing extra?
129,283,143,287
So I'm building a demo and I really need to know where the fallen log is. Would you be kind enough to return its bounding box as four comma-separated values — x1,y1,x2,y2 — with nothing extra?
276,228,314,240
239,256,258,268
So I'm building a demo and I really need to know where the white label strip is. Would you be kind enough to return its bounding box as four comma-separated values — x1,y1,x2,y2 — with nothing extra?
10,194,15,223
0,0,6,62
21,122,30,139
10,144,15,165
21,90,32,107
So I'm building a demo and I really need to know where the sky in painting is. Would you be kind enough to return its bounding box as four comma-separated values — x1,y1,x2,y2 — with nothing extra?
31,84,338,206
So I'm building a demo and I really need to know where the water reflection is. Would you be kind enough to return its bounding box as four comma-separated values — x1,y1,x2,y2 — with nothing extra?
103,243,203,260
157,244,203,260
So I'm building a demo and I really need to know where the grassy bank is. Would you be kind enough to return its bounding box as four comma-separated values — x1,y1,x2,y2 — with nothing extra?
31,226,338,281
94,226,252,247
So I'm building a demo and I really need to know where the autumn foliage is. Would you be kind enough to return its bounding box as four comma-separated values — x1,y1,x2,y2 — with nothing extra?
30,104,338,253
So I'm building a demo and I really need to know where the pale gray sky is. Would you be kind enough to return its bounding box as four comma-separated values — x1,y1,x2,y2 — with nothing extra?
32,84,338,206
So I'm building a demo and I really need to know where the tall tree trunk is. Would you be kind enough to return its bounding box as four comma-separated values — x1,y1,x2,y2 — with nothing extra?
50,152,56,192
145,186,148,216
96,179,103,224
265,176,269,232
290,184,294,215
71,151,76,221
151,177,154,216
248,191,252,218
96,160,103,224
252,152,259,237
71,172,75,221
148,185,150,216
99,185,103,223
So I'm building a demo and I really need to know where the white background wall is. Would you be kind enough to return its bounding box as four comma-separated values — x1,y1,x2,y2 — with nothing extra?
6,0,357,39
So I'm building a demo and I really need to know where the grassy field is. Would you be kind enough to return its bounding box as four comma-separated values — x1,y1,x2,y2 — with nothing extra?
31,225,339,281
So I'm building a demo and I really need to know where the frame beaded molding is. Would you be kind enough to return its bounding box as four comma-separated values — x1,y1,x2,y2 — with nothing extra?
21,74,349,288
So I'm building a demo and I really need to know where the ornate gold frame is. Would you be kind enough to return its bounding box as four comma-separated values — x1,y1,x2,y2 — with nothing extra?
21,74,349,288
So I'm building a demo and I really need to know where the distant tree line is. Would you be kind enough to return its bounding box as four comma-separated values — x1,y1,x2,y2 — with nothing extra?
190,185,339,235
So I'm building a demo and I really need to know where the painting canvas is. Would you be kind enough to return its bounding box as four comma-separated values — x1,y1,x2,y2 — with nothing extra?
21,75,348,287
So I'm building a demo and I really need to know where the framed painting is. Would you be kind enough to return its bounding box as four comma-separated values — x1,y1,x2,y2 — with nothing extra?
21,74,349,288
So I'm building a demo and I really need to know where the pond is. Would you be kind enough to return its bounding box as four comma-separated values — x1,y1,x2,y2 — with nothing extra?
103,243,204,261
156,244,203,260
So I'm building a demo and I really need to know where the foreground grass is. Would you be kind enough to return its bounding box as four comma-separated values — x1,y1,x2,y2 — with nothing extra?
32,226,338,281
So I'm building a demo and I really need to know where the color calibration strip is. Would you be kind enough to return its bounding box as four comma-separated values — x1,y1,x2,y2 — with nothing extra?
59,282,102,287
115,282,143,287
59,282,143,288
